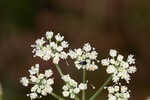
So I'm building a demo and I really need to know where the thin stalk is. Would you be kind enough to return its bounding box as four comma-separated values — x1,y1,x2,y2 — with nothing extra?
51,92,65,100
55,65,80,99
89,75,112,100
55,64,64,77
0,94,2,100
0,84,2,100
82,69,86,100
75,95,80,100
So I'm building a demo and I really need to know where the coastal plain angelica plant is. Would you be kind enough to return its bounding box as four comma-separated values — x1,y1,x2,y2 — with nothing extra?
20,31,137,100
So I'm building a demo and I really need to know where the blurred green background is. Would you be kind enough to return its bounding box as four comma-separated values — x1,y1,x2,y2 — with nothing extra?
0,0,150,100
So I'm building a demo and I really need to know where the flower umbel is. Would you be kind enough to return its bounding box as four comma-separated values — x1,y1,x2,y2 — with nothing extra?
101,49,136,83
31,31,69,64
68,43,99,71
20,64,54,100
61,74,87,99
105,85,130,100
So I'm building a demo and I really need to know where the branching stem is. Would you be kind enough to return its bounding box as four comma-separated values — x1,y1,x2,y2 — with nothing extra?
89,75,112,100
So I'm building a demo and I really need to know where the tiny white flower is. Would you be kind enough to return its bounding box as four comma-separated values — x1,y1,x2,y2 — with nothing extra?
53,57,60,64
30,76,37,83
47,79,54,85
114,86,119,92
123,92,130,98
29,64,39,75
62,91,69,97
106,65,116,74
46,31,53,39
110,59,115,64
107,86,115,93
31,85,38,92
79,83,87,90
101,59,110,66
20,77,29,87
128,66,136,73
28,93,38,100
62,85,69,91
109,49,117,57
35,37,45,46
60,52,68,59
75,48,83,56
127,54,135,64
117,54,124,62
45,69,53,78
83,43,91,52
73,88,80,94
56,46,63,52
108,94,116,100
55,33,64,41
70,93,75,99
121,86,128,93
61,41,69,48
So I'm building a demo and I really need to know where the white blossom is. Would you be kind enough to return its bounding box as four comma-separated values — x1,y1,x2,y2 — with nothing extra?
102,49,137,84
61,75,86,99
61,41,69,48
46,31,53,39
20,77,29,87
68,43,99,71
63,91,69,97
83,43,92,52
45,69,53,78
55,33,64,42
127,55,135,64
29,64,39,75
31,31,69,64
117,54,124,62
106,65,117,74
109,49,117,57
79,83,87,90
20,64,54,99
27,93,38,100
106,85,130,100
101,59,110,66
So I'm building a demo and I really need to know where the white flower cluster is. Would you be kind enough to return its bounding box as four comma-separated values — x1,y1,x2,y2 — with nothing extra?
101,49,136,83
68,43,99,71
31,31,69,64
102,49,136,100
106,85,130,100
20,64,54,100
61,75,87,99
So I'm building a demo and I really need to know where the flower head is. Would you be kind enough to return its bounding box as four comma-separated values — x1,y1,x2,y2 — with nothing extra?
68,43,99,71
61,74,87,99
101,49,136,84
31,31,69,64
106,85,130,100
20,64,54,99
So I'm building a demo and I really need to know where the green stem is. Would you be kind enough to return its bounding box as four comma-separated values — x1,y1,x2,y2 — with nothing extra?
82,69,86,100
75,95,80,100
55,64,64,77
89,75,112,100
0,84,2,100
0,94,2,100
51,92,65,100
